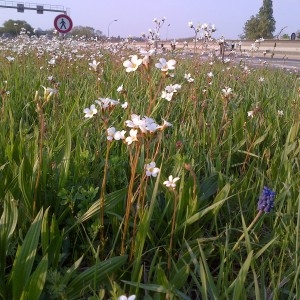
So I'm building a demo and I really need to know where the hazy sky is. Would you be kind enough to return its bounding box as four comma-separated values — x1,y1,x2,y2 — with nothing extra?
0,0,299,39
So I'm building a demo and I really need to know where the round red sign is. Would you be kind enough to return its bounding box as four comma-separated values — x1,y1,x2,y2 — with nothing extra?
54,14,73,34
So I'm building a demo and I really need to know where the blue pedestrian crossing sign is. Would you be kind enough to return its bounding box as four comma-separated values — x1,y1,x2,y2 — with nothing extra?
54,14,73,33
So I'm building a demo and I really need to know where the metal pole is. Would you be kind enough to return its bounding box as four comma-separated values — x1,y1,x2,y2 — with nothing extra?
107,19,117,38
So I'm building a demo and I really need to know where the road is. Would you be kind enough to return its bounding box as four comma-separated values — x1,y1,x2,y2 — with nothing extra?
244,56,300,72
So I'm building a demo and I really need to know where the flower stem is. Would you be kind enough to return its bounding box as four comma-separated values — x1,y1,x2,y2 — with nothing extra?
121,143,141,254
99,141,111,244
168,190,178,271
232,210,263,252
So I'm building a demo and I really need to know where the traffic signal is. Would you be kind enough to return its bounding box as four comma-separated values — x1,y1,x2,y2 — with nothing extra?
17,3,24,12
37,5,43,14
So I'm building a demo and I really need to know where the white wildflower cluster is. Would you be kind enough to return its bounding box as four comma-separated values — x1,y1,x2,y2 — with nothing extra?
84,112,172,145
161,84,181,101
95,97,120,110
122,55,176,74
83,97,120,118
125,114,172,134
107,127,126,141
123,114,172,145
142,17,166,45
188,21,216,40
184,73,194,83
107,114,172,145
222,86,233,97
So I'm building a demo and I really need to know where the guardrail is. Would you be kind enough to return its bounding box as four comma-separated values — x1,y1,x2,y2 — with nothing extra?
233,39,300,58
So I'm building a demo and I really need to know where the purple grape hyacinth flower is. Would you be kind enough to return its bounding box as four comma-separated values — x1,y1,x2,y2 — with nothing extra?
257,186,276,213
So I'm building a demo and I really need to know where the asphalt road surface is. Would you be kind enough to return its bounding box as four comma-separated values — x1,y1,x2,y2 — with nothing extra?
242,56,300,72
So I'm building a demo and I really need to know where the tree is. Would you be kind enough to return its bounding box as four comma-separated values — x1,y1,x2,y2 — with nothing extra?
243,0,276,39
0,19,34,36
281,33,289,40
70,26,103,39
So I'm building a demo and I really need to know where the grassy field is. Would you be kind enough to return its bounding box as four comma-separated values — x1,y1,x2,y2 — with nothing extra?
0,32,300,300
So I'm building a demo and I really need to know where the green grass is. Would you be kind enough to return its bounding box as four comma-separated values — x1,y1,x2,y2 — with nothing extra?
0,34,300,299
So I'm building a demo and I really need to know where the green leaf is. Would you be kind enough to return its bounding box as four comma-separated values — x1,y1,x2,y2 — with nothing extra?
170,264,190,290
197,241,220,299
62,255,84,285
230,250,254,298
21,254,48,300
131,163,162,284
253,126,270,147
41,207,50,255
65,255,128,300
199,173,219,201
11,208,44,300
179,184,231,230
211,183,231,215
58,122,72,188
65,187,127,234
18,159,33,215
0,199,18,297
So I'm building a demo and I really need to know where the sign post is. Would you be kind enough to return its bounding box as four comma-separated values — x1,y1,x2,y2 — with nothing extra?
54,14,73,34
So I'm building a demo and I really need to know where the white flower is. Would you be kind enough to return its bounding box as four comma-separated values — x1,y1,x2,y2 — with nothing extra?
161,91,174,101
125,114,142,129
163,175,180,189
117,84,124,92
89,60,100,71
188,21,193,28
165,84,181,93
48,58,56,65
123,55,143,72
121,102,128,109
184,73,194,83
207,72,214,78
145,161,160,177
258,77,264,82
41,86,58,97
277,110,284,116
247,111,254,118
146,121,159,133
83,104,97,118
140,48,156,56
155,58,176,72
118,295,136,300
125,114,160,134
222,86,233,97
107,127,116,140
114,130,126,140
158,119,173,130
125,129,138,145
107,127,126,141
161,84,181,101
95,98,119,109
6,56,15,62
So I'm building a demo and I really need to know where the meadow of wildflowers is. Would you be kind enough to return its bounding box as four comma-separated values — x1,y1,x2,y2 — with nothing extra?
0,21,300,300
